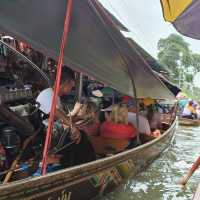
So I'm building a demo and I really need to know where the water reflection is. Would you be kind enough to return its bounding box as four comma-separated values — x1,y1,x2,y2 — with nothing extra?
103,125,200,200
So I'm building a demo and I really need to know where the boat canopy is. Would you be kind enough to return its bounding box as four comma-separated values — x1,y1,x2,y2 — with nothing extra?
126,38,180,96
154,71,181,97
127,38,171,74
161,0,200,40
101,5,129,32
0,0,174,100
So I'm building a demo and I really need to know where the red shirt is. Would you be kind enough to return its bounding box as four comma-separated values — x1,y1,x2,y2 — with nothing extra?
100,121,137,139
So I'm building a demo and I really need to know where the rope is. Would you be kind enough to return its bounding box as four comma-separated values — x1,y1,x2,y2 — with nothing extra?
41,0,73,175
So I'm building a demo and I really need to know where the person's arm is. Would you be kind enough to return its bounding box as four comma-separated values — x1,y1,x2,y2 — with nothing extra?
55,109,81,144
55,109,70,125
55,108,84,125
36,89,81,143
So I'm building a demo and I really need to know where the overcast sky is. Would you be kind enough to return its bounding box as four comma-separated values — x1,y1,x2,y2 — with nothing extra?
99,0,200,58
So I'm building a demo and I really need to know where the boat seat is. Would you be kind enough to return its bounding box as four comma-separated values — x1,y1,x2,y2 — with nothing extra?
88,136,129,155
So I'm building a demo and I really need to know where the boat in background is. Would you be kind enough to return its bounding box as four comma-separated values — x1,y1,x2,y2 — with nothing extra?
179,118,200,126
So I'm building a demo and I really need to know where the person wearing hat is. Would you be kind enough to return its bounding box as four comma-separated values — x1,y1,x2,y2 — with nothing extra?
182,100,197,119
142,98,155,107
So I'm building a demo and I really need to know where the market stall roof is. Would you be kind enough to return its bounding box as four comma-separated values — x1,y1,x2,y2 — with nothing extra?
0,0,174,100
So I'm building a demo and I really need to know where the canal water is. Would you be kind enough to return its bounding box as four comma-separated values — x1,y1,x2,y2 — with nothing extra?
103,125,200,200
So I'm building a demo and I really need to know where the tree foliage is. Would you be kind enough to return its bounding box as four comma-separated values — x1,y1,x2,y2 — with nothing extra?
157,33,200,99
191,53,200,73
157,34,190,79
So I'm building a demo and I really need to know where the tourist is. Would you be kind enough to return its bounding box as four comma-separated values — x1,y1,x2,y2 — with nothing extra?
100,104,137,151
36,67,95,168
126,99,152,135
182,100,197,119
124,98,161,137
77,101,100,137
146,104,162,131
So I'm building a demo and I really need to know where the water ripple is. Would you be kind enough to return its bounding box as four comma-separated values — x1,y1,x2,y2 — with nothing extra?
103,126,200,200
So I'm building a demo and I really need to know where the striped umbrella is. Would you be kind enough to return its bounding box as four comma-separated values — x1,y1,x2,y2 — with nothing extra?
161,0,200,39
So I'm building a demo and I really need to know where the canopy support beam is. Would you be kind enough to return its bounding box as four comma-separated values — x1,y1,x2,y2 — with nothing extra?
41,0,74,175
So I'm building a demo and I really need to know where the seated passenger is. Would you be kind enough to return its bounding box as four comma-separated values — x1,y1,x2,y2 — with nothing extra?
125,98,161,137
196,106,200,119
125,99,151,135
182,100,197,119
77,101,100,136
36,67,95,168
100,104,137,152
146,104,162,131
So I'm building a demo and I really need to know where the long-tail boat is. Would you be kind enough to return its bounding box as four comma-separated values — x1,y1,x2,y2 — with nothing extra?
0,119,177,200
179,118,200,126
0,0,178,199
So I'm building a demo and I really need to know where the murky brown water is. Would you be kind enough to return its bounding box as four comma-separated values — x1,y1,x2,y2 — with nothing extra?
102,125,200,200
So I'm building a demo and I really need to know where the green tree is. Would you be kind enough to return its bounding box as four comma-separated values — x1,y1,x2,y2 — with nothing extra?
185,73,193,82
157,34,191,83
157,34,200,99
191,53,200,73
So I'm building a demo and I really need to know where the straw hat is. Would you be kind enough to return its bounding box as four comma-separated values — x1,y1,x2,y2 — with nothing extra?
142,98,155,106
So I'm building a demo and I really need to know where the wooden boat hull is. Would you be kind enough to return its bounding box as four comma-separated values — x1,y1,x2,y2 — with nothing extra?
179,118,200,126
193,183,200,200
0,118,177,200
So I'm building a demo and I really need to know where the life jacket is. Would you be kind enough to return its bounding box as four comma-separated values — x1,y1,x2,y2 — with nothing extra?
100,121,137,139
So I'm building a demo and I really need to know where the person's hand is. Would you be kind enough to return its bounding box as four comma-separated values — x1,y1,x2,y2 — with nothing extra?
178,176,188,186
63,123,70,129
70,127,81,144
69,102,83,116
46,154,61,164
152,129,161,137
